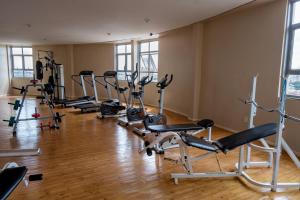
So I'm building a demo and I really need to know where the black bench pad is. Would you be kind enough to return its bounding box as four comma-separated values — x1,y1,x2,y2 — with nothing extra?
181,133,217,152
147,119,214,133
147,124,205,133
0,166,27,200
214,123,277,153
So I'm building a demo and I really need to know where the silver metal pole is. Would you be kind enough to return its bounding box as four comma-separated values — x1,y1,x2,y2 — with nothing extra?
81,75,87,96
59,64,65,99
246,76,257,164
271,78,287,191
91,73,99,102
159,89,164,115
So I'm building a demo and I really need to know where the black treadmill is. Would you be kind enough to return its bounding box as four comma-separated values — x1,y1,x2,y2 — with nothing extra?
73,71,126,113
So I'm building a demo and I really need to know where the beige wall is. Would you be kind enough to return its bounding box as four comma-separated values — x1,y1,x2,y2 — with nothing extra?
73,43,114,98
200,0,294,146
155,24,204,118
0,45,10,96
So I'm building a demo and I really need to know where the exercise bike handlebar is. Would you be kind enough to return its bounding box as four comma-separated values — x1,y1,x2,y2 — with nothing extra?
139,75,153,86
156,74,173,89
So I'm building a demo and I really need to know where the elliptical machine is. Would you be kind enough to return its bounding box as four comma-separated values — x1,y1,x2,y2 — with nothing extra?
118,67,153,127
133,74,173,136
97,71,128,119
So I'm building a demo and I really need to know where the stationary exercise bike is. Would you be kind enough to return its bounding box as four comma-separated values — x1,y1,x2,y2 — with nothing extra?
118,68,152,126
133,74,173,136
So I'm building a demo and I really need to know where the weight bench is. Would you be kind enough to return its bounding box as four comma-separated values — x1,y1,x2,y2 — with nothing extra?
0,165,27,200
181,123,277,153
147,123,279,186
142,119,214,156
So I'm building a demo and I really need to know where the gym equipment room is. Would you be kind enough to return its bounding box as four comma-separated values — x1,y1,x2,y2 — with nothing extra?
0,0,299,199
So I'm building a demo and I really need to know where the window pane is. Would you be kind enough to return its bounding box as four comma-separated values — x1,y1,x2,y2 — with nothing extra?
24,70,34,78
23,48,32,55
117,45,125,54
150,53,158,72
291,29,300,70
117,55,125,70
140,42,149,52
140,72,149,80
287,75,300,96
126,44,131,53
150,73,158,82
140,55,149,72
117,72,126,81
13,70,23,77
12,47,22,54
127,55,131,70
293,2,300,24
24,56,33,69
13,56,23,69
150,41,158,51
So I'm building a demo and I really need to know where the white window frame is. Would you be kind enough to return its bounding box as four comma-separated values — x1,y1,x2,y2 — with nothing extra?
138,39,159,81
282,0,300,97
115,43,133,80
10,46,33,78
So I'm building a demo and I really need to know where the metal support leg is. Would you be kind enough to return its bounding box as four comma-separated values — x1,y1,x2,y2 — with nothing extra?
12,86,28,135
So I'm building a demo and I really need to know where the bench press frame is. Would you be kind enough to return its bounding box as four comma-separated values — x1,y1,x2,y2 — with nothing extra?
171,76,300,192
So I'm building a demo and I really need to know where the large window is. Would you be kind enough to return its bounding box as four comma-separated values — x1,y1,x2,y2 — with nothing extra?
115,43,132,80
138,40,159,81
11,47,33,78
285,0,300,96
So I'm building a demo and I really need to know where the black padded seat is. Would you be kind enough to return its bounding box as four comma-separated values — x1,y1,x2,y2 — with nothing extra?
79,71,93,76
197,119,214,129
214,123,278,153
0,166,27,200
181,133,217,152
147,124,205,133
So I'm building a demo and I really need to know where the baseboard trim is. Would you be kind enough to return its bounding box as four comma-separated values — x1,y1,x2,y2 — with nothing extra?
214,123,239,133
145,103,192,120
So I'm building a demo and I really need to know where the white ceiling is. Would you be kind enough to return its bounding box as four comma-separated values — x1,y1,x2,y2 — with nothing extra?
0,0,253,45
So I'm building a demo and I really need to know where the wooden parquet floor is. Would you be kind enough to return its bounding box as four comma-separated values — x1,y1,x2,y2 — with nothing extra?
0,97,299,200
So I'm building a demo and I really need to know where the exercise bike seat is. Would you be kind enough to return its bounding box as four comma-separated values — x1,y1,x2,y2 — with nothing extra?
0,166,27,200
